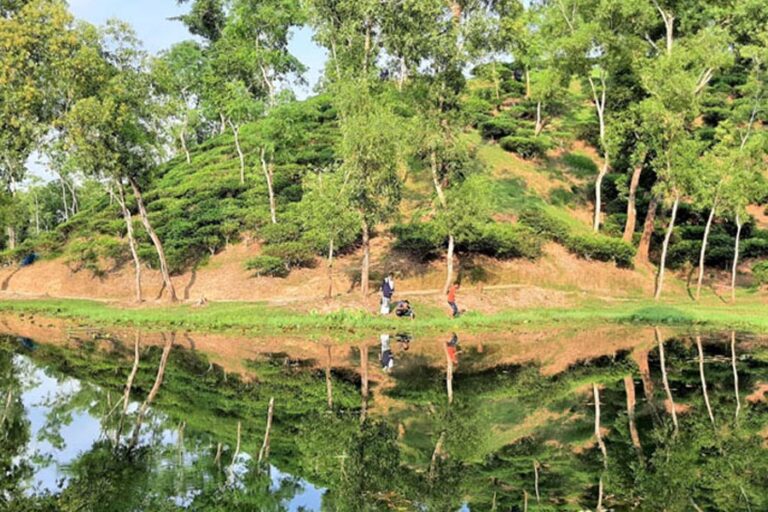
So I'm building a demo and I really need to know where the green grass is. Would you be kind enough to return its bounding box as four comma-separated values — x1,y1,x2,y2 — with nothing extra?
3,294,768,339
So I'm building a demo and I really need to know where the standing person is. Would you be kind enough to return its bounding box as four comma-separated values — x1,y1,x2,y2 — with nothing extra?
380,334,394,372
380,273,395,315
447,282,461,318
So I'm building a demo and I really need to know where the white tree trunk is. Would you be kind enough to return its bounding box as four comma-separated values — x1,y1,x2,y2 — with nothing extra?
623,163,644,242
444,234,455,295
696,336,715,426
129,177,177,303
117,182,142,303
731,214,742,303
260,147,277,224
695,198,718,301
656,327,679,435
654,193,680,301
593,383,608,467
230,122,245,185
593,159,609,232
731,331,741,421
257,397,275,463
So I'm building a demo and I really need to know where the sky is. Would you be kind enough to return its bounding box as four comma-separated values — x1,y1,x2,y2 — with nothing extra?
28,1,327,182
65,0,327,98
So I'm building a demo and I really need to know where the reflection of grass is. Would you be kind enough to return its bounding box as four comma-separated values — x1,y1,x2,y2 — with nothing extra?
2,296,768,338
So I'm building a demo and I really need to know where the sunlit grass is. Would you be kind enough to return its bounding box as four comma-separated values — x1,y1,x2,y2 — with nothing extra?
1,293,768,338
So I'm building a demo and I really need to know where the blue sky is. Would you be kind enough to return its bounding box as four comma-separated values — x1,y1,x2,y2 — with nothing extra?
66,0,327,98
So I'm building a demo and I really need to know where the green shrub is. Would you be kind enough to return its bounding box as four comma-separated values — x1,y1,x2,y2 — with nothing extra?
466,223,542,259
246,255,289,278
562,152,598,177
567,233,635,268
263,241,316,269
499,135,551,159
518,207,570,241
520,206,635,267
259,222,302,245
391,222,444,261
752,261,768,286
480,116,519,140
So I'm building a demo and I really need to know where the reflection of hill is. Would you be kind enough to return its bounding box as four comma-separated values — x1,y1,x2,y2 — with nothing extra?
3,319,768,510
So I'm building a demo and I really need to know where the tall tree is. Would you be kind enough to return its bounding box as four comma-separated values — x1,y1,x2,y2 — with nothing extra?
63,22,178,302
0,0,83,249
337,82,403,297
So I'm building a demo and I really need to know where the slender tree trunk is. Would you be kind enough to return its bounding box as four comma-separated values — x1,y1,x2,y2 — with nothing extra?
534,101,544,136
327,239,334,299
492,61,501,101
731,214,742,303
430,150,447,207
597,477,605,512
654,192,679,301
593,383,608,467
230,122,245,185
117,182,142,303
624,375,642,451
360,217,370,298
429,431,446,479
533,460,541,503
731,331,741,421
637,195,659,265
444,234,455,295
180,117,191,164
130,333,174,449
66,178,78,216
524,67,531,99
260,147,277,224
523,490,529,512
696,336,715,426
60,178,69,221
445,342,454,405
228,420,242,481
594,159,609,232
695,198,718,301
116,332,141,441
656,327,679,435
257,397,275,464
219,113,227,134
325,345,333,409
5,226,14,251
129,178,177,302
623,163,644,242
360,344,369,422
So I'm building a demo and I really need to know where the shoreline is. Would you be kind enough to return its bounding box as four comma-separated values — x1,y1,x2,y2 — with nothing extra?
0,294,767,338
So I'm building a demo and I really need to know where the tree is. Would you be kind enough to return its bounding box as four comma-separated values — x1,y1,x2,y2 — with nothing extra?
63,22,178,302
299,168,360,298
337,82,403,297
0,0,83,249
153,41,206,165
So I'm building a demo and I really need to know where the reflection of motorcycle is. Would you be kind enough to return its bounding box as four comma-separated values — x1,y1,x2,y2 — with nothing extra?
18,336,36,351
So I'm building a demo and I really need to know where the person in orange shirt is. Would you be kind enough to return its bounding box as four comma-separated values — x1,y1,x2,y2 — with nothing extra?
447,282,460,318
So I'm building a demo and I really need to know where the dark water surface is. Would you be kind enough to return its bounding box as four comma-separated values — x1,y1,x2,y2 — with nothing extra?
2,325,768,511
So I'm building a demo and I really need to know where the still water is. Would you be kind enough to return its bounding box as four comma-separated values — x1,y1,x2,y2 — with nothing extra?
2,322,768,511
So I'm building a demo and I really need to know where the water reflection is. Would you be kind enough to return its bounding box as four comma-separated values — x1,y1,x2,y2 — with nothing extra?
2,326,768,510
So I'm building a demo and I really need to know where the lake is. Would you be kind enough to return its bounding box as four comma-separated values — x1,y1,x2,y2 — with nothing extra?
2,318,767,511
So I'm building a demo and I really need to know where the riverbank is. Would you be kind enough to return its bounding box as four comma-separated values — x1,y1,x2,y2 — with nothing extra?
0,291,766,338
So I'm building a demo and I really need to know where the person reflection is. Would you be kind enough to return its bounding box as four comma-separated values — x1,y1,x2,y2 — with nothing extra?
446,332,459,367
380,334,394,373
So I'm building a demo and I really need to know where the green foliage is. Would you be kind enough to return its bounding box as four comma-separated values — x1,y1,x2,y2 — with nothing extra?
393,220,542,261
752,260,768,286
520,206,635,267
500,134,552,159
246,241,315,277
